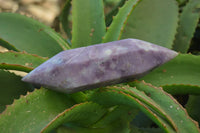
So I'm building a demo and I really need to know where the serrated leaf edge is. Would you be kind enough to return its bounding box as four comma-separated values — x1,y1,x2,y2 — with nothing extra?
141,80,200,132
0,88,35,115
40,101,100,133
96,88,175,132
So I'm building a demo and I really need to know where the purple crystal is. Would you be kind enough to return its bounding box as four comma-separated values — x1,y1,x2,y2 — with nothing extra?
22,39,178,93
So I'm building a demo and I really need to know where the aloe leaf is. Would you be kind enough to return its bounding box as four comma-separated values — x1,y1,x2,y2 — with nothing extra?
57,120,130,133
140,54,200,95
176,0,188,5
89,87,175,132
0,51,47,72
0,88,74,133
163,85,200,95
69,92,88,103
41,102,107,133
107,85,179,131
129,81,200,133
0,70,33,113
140,128,164,133
130,126,164,133
60,0,72,39
103,0,141,43
0,38,19,52
105,0,127,27
57,125,109,133
90,82,200,132
173,0,200,53
71,0,106,48
121,0,179,49
132,111,154,128
0,13,70,57
186,95,200,124
111,86,177,130
93,105,138,128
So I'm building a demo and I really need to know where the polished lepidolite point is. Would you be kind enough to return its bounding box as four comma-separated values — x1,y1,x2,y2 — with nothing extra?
22,39,178,93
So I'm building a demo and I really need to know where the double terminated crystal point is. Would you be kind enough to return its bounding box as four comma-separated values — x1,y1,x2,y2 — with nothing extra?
22,39,178,93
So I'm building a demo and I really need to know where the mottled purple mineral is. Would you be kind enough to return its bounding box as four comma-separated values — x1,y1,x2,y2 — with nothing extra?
22,39,178,93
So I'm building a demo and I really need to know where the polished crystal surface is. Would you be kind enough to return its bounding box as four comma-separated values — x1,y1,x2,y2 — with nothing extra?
22,39,178,93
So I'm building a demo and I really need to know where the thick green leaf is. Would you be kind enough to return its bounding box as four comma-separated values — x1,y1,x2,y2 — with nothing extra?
60,0,72,39
163,85,200,95
93,105,138,128
0,38,19,52
0,51,47,72
0,88,74,133
140,128,164,133
57,125,110,133
129,81,200,133
173,0,200,53
176,0,188,5
0,70,33,113
57,120,130,133
103,0,141,43
89,87,175,133
105,0,127,27
90,81,200,132
132,111,155,128
141,54,200,95
69,92,88,103
186,95,200,124
130,126,164,133
0,13,70,57
71,0,106,48
41,102,107,133
121,0,179,49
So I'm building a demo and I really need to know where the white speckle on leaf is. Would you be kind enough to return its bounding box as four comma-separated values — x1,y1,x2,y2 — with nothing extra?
170,105,173,108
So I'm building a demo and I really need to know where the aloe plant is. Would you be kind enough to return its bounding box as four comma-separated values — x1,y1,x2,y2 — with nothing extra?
0,0,200,132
